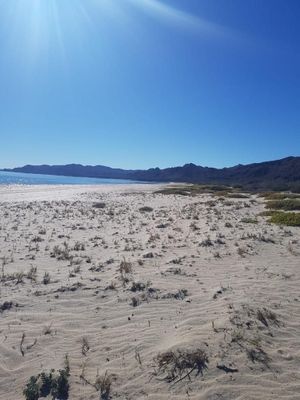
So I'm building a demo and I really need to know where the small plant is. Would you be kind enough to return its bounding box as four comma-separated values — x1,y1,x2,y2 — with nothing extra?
262,192,300,201
42,272,51,285
119,258,132,285
246,347,270,366
95,371,112,400
43,323,53,335
16,271,25,284
73,241,85,251
39,371,54,397
27,266,38,282
130,281,146,292
81,337,90,356
139,206,153,213
31,235,43,243
240,218,258,224
267,211,300,226
0,301,13,313
131,296,140,307
51,243,72,261
199,237,213,247
237,247,247,257
93,202,106,209
23,376,39,400
23,357,70,400
266,199,300,211
256,308,279,327
155,348,209,383
51,368,70,400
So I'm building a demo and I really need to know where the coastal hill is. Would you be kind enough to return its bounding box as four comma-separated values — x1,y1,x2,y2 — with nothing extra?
3,156,300,191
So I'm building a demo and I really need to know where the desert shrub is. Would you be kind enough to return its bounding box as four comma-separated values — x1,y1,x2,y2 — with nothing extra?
42,272,51,285
39,371,54,397
31,236,43,243
155,348,208,383
131,296,140,307
50,244,72,261
23,362,70,400
240,218,258,224
156,184,233,197
73,241,85,251
119,258,132,285
155,188,192,196
226,193,249,199
256,308,279,327
246,347,270,366
130,281,146,292
258,210,277,217
139,206,153,212
266,199,300,211
262,192,300,200
51,369,69,400
267,211,300,227
0,301,13,312
95,371,112,400
23,376,40,400
27,266,38,282
93,202,106,209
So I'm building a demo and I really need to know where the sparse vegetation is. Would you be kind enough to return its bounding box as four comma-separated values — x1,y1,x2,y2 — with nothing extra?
42,272,51,285
270,212,300,226
139,206,154,212
240,217,258,224
119,258,133,285
23,356,70,400
93,202,106,209
94,371,112,400
261,192,300,201
154,348,209,383
261,211,300,226
266,199,300,211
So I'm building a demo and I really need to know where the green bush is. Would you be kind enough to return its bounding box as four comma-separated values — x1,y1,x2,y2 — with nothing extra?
267,212,300,226
23,362,70,400
262,192,300,200
266,199,300,211
23,377,39,400
51,369,69,400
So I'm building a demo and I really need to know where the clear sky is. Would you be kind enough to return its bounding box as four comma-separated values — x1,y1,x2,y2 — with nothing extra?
0,0,299,169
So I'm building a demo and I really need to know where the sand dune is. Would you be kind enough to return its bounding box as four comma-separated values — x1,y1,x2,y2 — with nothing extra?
0,185,299,399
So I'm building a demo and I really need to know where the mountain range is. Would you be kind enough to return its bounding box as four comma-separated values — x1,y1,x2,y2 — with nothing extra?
3,156,300,191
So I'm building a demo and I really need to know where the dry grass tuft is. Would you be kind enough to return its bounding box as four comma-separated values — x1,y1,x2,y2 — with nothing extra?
154,348,208,383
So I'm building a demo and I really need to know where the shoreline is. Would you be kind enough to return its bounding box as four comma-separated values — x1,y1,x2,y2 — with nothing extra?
0,183,168,202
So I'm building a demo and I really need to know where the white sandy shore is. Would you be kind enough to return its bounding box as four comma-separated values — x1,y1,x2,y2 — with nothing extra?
0,184,299,399
0,183,166,202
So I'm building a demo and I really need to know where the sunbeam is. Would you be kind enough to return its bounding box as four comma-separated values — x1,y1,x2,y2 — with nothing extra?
128,0,236,40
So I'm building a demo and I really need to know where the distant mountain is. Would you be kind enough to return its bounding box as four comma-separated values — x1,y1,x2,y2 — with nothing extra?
3,156,300,191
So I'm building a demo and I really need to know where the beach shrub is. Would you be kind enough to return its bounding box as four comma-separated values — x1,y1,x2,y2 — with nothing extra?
139,206,153,212
23,361,70,400
23,376,39,400
155,348,208,382
93,202,106,209
267,211,300,226
240,218,258,224
266,199,300,211
261,192,300,200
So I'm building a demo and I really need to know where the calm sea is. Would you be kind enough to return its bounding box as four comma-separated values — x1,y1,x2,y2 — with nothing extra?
0,171,141,185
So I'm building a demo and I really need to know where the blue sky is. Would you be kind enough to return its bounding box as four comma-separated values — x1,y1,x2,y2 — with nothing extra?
0,0,299,169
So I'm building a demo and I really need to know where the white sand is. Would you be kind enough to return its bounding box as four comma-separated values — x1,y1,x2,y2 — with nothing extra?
0,184,299,399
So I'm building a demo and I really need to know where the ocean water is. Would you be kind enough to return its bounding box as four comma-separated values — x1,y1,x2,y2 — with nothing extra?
0,171,141,185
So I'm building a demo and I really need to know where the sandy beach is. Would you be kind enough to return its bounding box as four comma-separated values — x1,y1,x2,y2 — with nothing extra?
0,184,299,400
